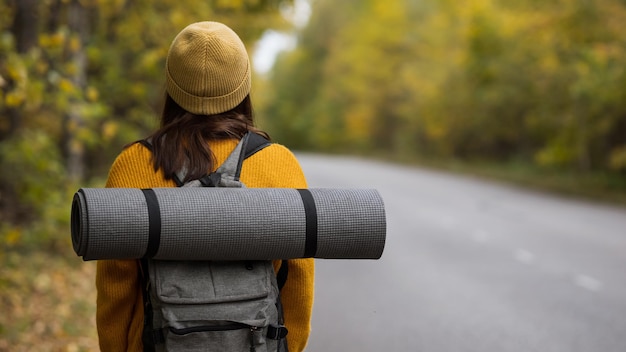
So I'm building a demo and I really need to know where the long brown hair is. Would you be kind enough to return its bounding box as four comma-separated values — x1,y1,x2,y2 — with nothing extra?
147,94,269,183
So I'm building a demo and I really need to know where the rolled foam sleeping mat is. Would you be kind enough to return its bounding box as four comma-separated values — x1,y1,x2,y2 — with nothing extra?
71,187,386,261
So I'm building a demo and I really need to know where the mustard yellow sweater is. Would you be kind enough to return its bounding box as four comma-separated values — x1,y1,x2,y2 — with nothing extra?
96,139,314,352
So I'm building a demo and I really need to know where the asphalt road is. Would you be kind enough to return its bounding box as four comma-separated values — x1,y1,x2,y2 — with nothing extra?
296,153,626,352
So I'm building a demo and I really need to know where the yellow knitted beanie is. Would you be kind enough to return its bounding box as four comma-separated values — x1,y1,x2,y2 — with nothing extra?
165,21,251,115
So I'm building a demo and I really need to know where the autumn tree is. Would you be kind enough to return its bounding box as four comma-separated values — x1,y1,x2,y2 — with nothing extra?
261,0,626,175
0,0,295,247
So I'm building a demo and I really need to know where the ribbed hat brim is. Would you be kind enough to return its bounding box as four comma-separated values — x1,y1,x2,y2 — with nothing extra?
166,64,251,115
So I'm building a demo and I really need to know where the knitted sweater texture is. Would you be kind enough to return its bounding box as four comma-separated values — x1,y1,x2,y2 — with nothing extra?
96,139,314,352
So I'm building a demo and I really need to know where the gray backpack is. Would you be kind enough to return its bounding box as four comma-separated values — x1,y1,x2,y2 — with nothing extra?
139,132,289,352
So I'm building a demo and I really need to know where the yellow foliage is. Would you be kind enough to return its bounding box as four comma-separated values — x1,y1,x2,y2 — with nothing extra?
131,83,147,98
535,139,577,168
575,61,591,77
69,36,81,53
39,32,66,49
66,118,79,133
102,121,119,141
216,0,243,10
467,0,493,13
345,106,372,142
6,60,27,82
35,60,49,75
426,123,447,141
69,138,84,154
139,49,165,71
168,9,187,26
4,227,21,245
539,53,560,75
609,146,626,171
86,86,99,101
97,0,126,13
5,91,25,107
372,0,404,22
58,78,75,93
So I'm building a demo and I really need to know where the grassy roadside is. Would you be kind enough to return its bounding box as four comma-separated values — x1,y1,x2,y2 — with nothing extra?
440,161,626,206
376,152,626,207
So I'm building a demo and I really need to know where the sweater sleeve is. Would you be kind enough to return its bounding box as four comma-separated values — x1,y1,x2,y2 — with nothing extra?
242,144,315,352
96,144,170,352
96,259,143,352
278,258,315,352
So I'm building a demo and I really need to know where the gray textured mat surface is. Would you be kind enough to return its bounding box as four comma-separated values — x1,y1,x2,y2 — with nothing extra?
72,188,386,260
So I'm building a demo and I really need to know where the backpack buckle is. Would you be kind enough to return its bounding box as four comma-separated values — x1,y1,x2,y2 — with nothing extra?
266,324,288,340
199,173,222,187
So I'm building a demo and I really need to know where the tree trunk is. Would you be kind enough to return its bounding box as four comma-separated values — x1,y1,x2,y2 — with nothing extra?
63,0,89,181
11,0,38,53
1,0,39,140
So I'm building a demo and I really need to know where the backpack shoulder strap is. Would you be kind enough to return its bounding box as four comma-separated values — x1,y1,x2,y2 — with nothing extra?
221,132,271,179
276,260,288,290
191,132,270,187
138,132,271,187
244,132,272,159
138,133,270,156
137,139,154,152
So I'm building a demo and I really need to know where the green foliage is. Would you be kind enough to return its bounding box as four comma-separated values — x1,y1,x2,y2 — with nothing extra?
0,130,73,249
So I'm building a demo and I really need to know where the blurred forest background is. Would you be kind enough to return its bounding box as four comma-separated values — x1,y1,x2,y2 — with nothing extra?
1,0,625,350
261,0,626,194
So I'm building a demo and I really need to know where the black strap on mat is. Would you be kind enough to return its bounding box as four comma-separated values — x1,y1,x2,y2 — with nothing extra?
297,189,318,258
141,189,161,259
